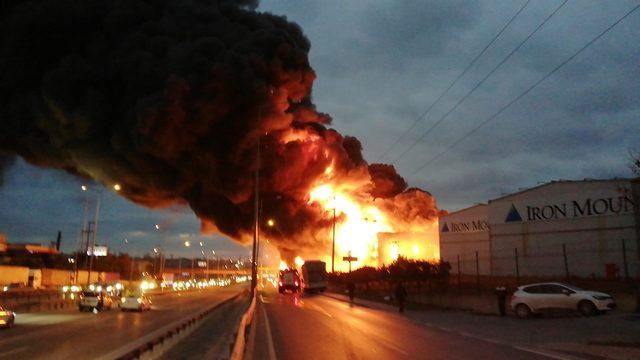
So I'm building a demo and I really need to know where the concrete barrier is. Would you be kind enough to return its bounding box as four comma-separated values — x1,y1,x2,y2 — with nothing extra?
97,290,247,360
12,299,77,313
230,291,257,360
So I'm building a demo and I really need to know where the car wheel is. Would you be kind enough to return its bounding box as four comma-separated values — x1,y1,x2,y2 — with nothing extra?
515,304,532,319
578,300,597,316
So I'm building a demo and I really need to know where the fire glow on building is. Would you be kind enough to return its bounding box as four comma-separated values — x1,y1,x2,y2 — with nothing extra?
0,0,443,271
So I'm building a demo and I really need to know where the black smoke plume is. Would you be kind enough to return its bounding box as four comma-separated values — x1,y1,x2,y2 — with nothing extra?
0,0,439,256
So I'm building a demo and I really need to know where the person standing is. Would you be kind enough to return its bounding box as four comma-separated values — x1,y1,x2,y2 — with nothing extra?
347,281,355,302
495,285,507,316
395,281,407,313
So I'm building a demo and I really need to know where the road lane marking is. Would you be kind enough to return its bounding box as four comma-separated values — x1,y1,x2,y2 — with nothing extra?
311,303,333,318
260,294,270,304
511,345,574,360
262,306,278,360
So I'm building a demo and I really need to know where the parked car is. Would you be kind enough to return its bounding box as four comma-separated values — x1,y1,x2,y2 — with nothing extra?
0,306,15,329
511,282,616,318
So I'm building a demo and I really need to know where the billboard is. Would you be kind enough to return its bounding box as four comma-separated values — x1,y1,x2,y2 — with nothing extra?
87,245,108,257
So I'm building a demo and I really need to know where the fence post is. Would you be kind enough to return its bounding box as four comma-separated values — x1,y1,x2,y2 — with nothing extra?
562,243,569,280
457,254,461,289
622,239,629,282
475,251,480,293
514,248,520,286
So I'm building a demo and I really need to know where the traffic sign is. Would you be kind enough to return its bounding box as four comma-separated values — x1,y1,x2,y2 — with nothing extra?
342,256,358,262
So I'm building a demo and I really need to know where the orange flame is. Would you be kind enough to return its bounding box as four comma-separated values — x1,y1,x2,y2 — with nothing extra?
307,175,439,272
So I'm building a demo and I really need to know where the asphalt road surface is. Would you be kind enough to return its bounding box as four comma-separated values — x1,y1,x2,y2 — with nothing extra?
248,284,559,360
0,284,247,360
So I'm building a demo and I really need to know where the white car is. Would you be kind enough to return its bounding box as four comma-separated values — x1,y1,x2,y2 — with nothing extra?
119,291,152,312
511,282,616,318
79,290,113,311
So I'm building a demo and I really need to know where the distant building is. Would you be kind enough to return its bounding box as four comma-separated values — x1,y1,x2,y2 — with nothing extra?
377,228,440,267
439,178,639,279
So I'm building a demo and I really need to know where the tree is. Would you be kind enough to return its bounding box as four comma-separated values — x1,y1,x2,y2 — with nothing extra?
631,151,640,176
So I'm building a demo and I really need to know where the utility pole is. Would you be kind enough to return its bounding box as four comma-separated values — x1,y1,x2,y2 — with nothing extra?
250,130,261,295
630,178,640,313
129,256,135,282
87,194,101,285
191,254,195,281
332,208,336,273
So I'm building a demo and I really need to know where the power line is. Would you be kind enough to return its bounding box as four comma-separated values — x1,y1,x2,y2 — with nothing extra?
374,0,532,163
412,3,640,175
392,0,569,165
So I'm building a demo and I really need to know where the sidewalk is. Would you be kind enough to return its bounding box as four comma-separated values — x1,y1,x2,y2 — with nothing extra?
324,292,640,360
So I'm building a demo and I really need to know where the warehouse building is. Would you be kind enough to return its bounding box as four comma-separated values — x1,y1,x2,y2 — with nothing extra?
439,204,490,275
440,178,639,279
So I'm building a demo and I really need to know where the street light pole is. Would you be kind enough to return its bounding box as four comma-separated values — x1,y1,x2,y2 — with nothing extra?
250,129,261,295
191,250,195,281
87,194,101,284
332,207,336,273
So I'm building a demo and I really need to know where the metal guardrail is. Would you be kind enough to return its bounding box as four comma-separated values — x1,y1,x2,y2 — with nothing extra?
230,290,258,360
105,290,247,360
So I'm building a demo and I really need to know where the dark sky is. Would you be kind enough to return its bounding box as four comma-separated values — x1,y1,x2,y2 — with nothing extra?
1,0,639,257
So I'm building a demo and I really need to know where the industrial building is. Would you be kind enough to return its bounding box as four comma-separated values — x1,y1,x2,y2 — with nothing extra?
440,178,639,279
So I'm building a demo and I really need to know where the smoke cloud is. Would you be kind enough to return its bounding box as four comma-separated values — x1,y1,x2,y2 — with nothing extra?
0,0,440,256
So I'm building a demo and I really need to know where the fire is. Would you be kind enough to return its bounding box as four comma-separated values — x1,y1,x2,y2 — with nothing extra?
307,179,439,272
279,260,288,271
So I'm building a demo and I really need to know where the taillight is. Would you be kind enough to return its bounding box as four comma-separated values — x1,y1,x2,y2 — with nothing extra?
294,281,299,286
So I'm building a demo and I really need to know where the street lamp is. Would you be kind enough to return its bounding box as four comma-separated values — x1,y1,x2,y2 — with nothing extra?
184,241,194,280
123,238,136,282
80,182,121,285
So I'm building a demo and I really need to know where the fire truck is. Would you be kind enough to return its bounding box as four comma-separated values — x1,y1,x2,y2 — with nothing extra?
278,269,301,294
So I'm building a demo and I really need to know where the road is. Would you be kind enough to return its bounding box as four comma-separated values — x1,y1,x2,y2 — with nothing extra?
0,284,247,360
248,284,558,360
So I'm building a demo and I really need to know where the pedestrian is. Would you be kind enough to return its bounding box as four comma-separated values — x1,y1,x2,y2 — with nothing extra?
347,281,355,302
495,285,507,316
395,281,407,313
